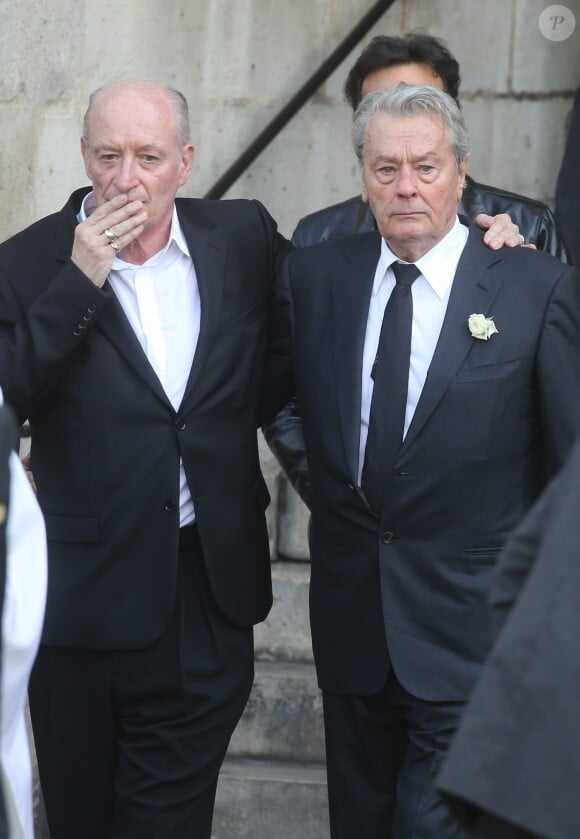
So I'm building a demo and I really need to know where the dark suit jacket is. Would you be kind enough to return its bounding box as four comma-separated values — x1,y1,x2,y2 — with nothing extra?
555,85,580,267
438,432,580,839
273,225,580,699
0,188,291,650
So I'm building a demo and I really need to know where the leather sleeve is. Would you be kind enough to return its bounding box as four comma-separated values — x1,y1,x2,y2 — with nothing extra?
262,397,312,509
461,177,570,262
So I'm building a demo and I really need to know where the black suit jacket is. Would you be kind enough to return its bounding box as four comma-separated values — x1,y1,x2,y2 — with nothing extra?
438,432,580,839
555,85,580,267
0,188,291,649
273,225,580,699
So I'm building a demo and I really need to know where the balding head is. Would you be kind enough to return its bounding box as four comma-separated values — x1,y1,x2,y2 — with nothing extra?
83,80,190,150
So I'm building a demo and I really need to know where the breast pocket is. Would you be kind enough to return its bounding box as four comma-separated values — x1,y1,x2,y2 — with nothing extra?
456,358,520,383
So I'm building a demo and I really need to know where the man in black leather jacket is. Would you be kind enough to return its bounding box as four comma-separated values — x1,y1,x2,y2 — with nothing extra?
265,34,569,505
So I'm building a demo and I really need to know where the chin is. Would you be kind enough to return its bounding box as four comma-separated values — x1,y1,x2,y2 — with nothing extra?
386,223,428,240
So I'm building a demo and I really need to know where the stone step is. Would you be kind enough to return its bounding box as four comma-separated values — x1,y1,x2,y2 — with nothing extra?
229,661,325,763
213,758,329,839
254,561,313,662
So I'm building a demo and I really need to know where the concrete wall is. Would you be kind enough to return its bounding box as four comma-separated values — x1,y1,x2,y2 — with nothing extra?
0,0,578,243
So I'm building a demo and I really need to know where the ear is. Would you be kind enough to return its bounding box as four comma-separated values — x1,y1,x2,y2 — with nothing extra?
457,155,469,199
178,144,196,187
80,136,91,179
361,184,369,204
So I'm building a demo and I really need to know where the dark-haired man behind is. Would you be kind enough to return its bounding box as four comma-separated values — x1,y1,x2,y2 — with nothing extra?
293,33,567,259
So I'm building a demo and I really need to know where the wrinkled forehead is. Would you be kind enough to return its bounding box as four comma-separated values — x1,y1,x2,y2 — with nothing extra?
363,110,451,157
86,84,177,137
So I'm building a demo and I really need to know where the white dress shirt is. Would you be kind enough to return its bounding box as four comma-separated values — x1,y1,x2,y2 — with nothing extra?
0,390,47,839
79,195,200,526
358,217,469,483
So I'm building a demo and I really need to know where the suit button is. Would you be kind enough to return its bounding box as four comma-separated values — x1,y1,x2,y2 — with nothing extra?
175,416,186,430
163,500,176,512
382,531,394,544
87,304,97,314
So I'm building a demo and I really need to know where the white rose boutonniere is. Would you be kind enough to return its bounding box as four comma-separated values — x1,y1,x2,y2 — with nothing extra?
468,313,499,341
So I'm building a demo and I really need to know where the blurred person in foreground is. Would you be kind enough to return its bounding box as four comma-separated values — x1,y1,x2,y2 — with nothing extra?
438,430,580,839
0,397,47,839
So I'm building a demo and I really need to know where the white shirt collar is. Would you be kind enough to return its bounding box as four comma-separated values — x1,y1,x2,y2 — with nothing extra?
373,216,469,300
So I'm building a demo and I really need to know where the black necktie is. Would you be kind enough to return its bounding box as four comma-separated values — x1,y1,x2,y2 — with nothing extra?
361,261,420,514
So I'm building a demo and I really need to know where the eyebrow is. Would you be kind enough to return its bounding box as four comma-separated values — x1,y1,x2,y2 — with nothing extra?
371,152,441,164
93,143,163,154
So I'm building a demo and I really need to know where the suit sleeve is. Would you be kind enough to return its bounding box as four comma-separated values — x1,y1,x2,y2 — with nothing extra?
0,260,107,423
258,247,296,428
533,205,570,263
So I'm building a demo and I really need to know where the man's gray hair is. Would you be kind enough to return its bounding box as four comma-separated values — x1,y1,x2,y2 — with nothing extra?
82,80,191,148
352,83,470,171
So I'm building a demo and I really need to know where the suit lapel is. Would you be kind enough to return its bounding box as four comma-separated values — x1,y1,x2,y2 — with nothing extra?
402,229,504,450
96,287,171,406
333,232,381,483
176,203,225,411
89,200,225,412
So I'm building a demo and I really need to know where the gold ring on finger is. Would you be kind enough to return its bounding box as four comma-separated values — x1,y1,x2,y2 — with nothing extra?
110,241,120,253
104,228,117,244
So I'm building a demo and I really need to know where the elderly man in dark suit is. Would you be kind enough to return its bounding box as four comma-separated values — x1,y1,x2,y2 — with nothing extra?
264,32,568,509
270,84,580,838
0,80,290,839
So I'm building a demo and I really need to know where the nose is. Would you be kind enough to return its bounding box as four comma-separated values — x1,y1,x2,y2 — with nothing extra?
396,168,417,197
114,156,140,192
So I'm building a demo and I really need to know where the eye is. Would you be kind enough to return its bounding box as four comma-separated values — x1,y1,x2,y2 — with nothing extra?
142,154,159,164
419,165,435,174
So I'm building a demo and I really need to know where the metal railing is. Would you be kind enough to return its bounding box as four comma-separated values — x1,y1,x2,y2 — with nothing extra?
204,0,397,200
